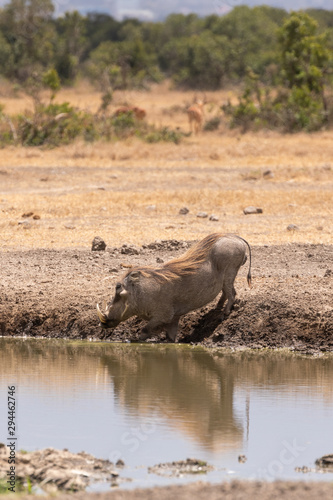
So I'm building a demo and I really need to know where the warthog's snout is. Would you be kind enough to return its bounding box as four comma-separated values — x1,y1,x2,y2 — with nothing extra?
96,303,120,329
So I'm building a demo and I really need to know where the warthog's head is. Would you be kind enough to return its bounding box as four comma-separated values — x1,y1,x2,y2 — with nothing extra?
96,282,131,329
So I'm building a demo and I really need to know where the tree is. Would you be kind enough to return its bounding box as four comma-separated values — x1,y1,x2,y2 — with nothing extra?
54,11,86,81
278,11,331,93
0,0,56,79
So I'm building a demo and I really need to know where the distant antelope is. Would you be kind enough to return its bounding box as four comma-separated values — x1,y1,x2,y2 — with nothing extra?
114,106,146,120
187,98,205,134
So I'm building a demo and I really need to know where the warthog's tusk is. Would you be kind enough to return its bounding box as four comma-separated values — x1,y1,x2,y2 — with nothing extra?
96,303,107,324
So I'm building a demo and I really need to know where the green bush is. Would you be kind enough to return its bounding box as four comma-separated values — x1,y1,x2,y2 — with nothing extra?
203,116,221,131
144,126,183,144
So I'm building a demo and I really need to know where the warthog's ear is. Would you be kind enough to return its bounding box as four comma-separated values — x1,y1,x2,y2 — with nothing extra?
128,270,141,282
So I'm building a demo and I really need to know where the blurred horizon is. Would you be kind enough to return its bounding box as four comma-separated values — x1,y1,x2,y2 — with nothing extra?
0,0,331,20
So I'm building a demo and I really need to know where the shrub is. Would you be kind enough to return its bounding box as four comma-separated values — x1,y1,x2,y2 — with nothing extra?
203,116,221,131
144,126,183,144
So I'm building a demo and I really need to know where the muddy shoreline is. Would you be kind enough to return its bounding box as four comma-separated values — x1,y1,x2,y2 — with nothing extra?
0,241,332,353
2,444,333,499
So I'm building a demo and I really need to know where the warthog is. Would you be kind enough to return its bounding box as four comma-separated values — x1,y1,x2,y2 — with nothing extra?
97,233,251,342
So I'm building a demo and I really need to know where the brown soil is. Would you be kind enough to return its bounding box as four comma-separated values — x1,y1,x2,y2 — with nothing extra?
43,480,333,500
0,241,332,353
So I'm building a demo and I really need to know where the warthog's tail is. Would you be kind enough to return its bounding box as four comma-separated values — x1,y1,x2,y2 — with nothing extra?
233,235,252,287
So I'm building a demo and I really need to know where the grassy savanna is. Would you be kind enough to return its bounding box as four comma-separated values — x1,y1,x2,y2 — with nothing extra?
0,82,332,250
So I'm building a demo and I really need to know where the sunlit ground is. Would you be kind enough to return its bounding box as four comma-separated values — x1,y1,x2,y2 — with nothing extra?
0,81,332,249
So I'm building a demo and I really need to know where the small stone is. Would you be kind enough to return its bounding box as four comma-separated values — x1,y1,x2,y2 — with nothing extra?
22,211,34,218
243,206,263,215
179,207,189,215
121,245,139,255
33,214,41,220
209,214,219,221
92,236,107,251
18,220,31,227
197,212,208,218
324,269,332,277
116,459,125,467
263,169,274,179
287,224,299,231
156,257,164,263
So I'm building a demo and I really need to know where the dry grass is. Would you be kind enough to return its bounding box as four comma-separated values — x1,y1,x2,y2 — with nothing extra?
0,81,332,250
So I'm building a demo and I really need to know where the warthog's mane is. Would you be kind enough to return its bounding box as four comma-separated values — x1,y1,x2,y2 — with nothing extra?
125,233,224,283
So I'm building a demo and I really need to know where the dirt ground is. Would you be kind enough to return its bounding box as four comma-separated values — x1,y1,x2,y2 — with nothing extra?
37,480,333,500
1,82,333,497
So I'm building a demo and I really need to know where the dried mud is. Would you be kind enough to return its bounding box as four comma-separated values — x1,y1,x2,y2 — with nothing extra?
0,240,332,353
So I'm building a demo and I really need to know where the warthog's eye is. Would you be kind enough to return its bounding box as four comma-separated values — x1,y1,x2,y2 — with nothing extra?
115,283,122,291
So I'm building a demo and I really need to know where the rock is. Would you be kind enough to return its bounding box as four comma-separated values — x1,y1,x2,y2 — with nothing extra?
33,214,41,220
324,269,332,277
179,207,189,215
263,169,274,179
121,245,139,255
22,211,34,218
148,458,214,477
243,206,263,215
287,224,299,231
315,454,333,470
156,257,164,263
92,236,107,251
197,212,208,218
209,214,219,221
18,220,31,228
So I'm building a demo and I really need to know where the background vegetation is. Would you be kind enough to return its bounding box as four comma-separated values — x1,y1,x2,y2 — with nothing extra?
0,0,333,141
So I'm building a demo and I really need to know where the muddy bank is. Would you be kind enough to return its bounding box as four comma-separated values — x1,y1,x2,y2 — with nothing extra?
0,444,126,492
0,242,332,353
36,480,333,500
2,444,333,499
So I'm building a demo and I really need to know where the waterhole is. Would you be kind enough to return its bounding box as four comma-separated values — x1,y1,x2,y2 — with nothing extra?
0,338,332,490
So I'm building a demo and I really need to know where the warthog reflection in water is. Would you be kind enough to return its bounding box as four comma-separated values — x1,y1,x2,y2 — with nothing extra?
97,233,252,342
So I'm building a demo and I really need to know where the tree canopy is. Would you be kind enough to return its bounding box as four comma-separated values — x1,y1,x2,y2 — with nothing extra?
0,0,332,93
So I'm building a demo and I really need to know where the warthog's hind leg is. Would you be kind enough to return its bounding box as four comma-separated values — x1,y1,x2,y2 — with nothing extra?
217,283,237,318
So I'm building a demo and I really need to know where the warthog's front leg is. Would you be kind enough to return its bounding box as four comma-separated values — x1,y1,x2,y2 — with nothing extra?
164,317,180,343
139,317,179,342
138,318,164,341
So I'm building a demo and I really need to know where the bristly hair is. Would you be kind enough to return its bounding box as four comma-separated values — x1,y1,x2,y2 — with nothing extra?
124,233,224,283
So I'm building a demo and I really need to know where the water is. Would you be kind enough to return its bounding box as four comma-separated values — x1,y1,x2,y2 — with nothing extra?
0,338,333,490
